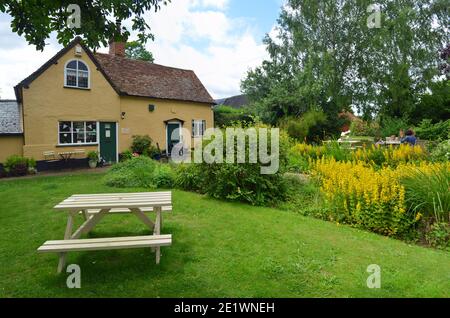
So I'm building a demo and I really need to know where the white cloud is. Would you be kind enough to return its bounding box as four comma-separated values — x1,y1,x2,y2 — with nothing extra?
0,1,272,99
195,0,230,10
144,0,270,98
0,13,62,99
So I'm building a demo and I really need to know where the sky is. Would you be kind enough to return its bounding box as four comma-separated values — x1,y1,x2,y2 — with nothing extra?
0,0,283,100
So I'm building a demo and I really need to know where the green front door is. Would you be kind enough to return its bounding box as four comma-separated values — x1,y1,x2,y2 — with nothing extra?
100,122,117,164
167,123,181,155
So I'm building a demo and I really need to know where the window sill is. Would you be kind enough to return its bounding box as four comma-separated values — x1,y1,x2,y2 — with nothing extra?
63,86,91,91
56,144,98,148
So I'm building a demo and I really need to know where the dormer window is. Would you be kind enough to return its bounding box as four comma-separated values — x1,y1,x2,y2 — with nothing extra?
65,60,89,89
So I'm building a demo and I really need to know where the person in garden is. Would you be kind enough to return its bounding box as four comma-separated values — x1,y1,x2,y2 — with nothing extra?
399,129,405,139
401,129,417,146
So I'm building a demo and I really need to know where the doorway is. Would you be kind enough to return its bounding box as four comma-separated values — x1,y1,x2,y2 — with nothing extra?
99,122,117,164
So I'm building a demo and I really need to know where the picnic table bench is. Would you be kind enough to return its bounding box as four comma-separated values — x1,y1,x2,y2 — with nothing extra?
38,192,173,273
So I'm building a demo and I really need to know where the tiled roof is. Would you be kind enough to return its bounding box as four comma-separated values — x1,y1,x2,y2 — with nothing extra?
15,37,215,105
94,53,215,104
0,100,22,134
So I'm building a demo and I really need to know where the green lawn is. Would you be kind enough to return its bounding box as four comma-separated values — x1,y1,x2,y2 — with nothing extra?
0,173,449,298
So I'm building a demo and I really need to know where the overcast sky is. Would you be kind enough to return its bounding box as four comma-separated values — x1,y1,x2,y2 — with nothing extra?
0,0,283,100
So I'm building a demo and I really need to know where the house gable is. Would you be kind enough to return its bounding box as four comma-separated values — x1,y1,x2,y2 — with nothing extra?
15,37,120,102
18,39,121,158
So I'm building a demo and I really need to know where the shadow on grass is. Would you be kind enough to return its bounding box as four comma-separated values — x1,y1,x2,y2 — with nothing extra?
37,225,195,294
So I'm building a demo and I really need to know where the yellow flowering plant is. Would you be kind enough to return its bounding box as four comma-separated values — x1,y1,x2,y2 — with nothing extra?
310,159,447,237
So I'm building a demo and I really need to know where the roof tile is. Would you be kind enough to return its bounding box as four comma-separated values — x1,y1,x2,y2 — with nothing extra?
94,53,215,104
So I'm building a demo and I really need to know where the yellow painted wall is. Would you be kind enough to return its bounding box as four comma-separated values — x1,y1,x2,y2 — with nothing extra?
20,44,213,161
21,45,121,160
119,97,214,152
0,135,24,163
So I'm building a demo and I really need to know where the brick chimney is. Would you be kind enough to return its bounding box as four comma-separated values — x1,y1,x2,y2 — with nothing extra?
109,39,125,57
109,20,126,57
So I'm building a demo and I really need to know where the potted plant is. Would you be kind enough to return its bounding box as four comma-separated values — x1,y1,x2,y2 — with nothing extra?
87,151,99,169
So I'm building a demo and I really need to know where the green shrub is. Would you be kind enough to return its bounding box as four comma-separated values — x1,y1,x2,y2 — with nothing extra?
103,157,174,189
401,166,450,223
174,164,204,192
131,135,159,157
414,119,450,141
87,151,98,162
323,141,352,162
425,223,450,249
282,110,327,142
119,150,133,162
152,164,175,188
214,105,255,128
197,126,289,205
287,150,310,173
350,120,379,137
430,139,450,162
380,116,409,137
175,126,289,205
280,174,326,218
4,155,36,177
367,146,386,167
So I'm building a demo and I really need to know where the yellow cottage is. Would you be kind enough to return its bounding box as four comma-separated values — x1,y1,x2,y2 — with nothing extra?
0,37,215,170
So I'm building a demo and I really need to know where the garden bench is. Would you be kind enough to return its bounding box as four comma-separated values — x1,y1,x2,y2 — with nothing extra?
83,206,172,215
38,192,173,273
43,151,58,162
37,235,172,253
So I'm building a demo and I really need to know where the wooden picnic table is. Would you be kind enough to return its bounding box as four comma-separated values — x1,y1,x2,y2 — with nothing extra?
38,192,173,273
384,140,401,146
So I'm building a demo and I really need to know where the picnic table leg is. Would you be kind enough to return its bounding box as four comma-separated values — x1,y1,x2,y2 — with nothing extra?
71,209,109,239
57,212,74,274
130,209,155,231
154,207,162,264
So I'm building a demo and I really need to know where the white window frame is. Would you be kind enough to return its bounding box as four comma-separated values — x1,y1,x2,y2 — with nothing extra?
58,121,99,146
64,59,90,89
192,119,206,138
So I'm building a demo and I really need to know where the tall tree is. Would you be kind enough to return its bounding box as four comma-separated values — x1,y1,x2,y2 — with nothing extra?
0,0,170,50
125,41,154,62
362,0,448,120
440,43,450,79
242,0,448,126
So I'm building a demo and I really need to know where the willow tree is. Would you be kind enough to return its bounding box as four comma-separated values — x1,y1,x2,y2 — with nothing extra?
242,0,448,125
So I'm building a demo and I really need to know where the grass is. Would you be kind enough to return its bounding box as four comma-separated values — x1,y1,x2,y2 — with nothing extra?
0,173,449,298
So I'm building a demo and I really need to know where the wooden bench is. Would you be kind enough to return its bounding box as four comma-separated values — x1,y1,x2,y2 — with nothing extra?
38,235,172,263
40,192,173,272
43,151,59,162
83,205,172,215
